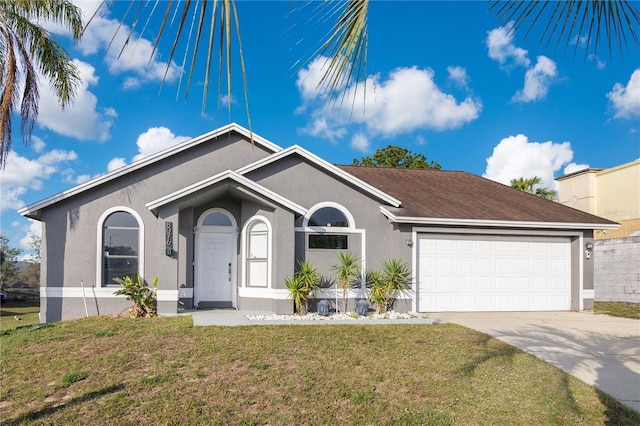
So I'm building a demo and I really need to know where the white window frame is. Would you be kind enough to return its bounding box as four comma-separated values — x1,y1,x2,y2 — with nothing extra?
241,215,272,288
96,206,145,287
302,201,356,231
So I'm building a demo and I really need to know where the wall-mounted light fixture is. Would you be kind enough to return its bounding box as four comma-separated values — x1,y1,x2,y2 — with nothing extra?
406,238,413,247
584,242,593,260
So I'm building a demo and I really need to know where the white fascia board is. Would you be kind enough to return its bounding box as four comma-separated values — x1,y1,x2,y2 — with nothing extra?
18,123,282,218
380,206,621,230
236,145,402,208
146,170,307,215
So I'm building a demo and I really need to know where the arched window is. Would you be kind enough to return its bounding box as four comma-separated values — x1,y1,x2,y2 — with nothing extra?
201,212,233,226
244,218,270,287
308,207,349,227
102,211,140,286
304,203,354,250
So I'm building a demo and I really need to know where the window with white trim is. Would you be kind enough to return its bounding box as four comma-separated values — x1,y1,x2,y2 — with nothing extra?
305,204,353,250
308,207,349,227
246,220,269,287
102,211,139,286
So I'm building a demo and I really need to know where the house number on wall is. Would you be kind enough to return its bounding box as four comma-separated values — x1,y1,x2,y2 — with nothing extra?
165,221,173,257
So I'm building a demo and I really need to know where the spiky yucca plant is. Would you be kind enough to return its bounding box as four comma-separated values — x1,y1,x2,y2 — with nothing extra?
285,260,321,315
332,252,360,314
366,259,411,314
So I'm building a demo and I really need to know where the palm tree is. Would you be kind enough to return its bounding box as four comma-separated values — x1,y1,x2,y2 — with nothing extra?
0,0,83,168
510,176,557,200
98,0,639,116
332,252,360,314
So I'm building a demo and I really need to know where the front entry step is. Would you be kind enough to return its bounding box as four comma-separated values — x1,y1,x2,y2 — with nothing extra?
197,301,234,309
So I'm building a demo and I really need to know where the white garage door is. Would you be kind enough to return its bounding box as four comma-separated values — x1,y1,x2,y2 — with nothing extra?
417,234,572,312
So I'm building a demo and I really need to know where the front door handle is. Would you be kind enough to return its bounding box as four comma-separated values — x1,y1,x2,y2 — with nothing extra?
228,263,232,282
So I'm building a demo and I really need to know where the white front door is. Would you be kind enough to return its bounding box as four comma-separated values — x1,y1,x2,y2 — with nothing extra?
195,232,235,307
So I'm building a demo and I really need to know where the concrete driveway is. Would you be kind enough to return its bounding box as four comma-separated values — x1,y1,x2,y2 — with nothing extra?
428,311,640,413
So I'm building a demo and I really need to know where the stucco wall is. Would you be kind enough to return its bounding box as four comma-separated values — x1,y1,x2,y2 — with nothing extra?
596,161,640,222
38,132,275,322
594,236,640,303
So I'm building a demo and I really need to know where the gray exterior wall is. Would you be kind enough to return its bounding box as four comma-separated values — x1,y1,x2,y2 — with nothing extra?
594,236,640,303
33,130,603,321
247,156,411,274
38,132,275,322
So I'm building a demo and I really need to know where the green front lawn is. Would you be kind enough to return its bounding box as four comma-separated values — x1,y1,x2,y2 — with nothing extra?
0,299,40,332
1,316,637,425
594,301,640,320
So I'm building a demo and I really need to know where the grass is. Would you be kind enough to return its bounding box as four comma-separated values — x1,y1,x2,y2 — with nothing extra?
594,301,640,320
0,299,40,332
1,316,638,425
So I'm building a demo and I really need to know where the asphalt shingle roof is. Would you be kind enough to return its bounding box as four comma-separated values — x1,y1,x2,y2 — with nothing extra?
338,166,617,226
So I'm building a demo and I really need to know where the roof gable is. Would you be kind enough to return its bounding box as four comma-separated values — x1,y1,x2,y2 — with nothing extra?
236,145,402,207
146,170,307,216
19,123,281,218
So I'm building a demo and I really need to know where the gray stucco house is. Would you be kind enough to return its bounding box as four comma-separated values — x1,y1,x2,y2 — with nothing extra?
19,124,618,322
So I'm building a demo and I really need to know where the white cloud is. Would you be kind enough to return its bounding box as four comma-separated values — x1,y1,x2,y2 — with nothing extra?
483,134,575,190
607,68,640,119
295,56,334,103
297,63,482,141
49,1,180,85
563,163,590,175
37,59,114,141
132,127,191,162
447,66,469,88
62,169,93,185
107,157,127,172
299,118,347,143
512,56,557,103
356,67,482,134
18,220,42,253
486,23,530,69
0,149,77,213
350,133,370,153
31,136,46,153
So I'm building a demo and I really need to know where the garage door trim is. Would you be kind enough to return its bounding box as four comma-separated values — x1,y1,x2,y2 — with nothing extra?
410,227,585,312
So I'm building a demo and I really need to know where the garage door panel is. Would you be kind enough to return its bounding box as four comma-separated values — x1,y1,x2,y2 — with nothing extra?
435,277,454,291
476,276,493,290
418,234,571,312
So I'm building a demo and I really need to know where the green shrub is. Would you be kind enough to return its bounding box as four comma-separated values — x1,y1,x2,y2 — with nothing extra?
113,273,158,317
285,260,321,315
366,259,411,313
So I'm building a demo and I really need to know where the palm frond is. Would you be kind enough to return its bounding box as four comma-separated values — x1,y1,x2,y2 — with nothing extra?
490,0,640,60
0,0,82,168
298,0,369,103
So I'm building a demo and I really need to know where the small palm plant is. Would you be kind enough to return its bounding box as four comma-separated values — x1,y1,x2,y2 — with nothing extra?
332,252,360,314
285,260,321,315
113,273,158,317
367,258,411,314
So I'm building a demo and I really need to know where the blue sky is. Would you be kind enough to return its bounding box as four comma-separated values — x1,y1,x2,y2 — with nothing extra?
1,0,639,258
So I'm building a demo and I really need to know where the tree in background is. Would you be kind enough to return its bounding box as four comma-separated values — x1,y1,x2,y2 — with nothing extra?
510,176,557,200
20,232,41,287
353,146,441,169
0,235,22,288
0,0,83,168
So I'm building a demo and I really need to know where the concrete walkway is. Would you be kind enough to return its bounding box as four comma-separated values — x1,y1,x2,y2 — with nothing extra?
186,309,639,412
428,311,640,413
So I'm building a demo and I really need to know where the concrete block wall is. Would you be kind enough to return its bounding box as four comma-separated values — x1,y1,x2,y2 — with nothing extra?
594,236,640,303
